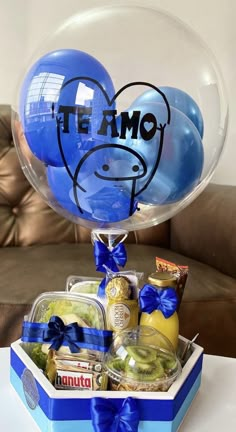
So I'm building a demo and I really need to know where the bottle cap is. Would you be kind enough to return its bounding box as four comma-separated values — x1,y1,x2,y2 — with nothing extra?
148,272,177,288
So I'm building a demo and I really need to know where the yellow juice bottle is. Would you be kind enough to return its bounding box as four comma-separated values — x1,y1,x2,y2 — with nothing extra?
139,272,179,351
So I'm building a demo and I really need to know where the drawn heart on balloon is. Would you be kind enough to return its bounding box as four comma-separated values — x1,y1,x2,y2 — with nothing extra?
143,121,155,132
52,77,171,221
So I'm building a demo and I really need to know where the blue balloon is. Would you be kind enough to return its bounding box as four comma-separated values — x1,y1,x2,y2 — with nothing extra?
131,86,204,138
111,102,204,205
20,49,115,166
46,143,142,223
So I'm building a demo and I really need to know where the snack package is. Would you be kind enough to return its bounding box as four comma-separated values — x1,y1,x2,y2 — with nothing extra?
156,257,189,307
46,350,108,390
104,268,143,331
104,267,144,300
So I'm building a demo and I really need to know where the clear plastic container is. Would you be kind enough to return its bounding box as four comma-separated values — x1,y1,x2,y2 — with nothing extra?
105,326,181,392
66,275,102,295
28,291,106,329
22,291,112,390
23,291,108,370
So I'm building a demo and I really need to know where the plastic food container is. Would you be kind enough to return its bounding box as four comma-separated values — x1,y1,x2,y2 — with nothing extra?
66,275,102,294
22,291,109,371
105,325,181,392
28,291,106,330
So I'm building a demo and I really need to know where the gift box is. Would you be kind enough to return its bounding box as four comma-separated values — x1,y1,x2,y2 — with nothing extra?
10,336,203,432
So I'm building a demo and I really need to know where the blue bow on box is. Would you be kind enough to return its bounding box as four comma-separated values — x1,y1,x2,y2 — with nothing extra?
21,315,113,353
91,397,139,432
139,284,178,318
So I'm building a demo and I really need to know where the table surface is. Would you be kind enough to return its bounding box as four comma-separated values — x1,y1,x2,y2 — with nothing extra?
1,348,236,431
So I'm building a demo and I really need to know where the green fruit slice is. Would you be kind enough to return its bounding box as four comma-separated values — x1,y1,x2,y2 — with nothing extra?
129,361,153,373
151,359,165,379
126,359,165,381
110,357,126,372
126,345,156,363
158,352,177,371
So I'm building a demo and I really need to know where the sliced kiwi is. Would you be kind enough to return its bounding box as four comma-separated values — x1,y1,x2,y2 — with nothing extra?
151,359,165,379
158,352,177,371
110,357,126,372
132,362,153,372
126,345,156,363
126,359,165,381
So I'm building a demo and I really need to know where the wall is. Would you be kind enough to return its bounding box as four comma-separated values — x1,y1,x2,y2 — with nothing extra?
0,0,29,104
0,0,235,185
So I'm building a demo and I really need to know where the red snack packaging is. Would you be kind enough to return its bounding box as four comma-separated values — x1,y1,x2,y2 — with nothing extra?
155,257,189,308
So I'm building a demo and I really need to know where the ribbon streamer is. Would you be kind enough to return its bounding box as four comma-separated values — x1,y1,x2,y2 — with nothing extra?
91,397,139,432
97,276,107,298
21,315,113,353
139,284,178,318
93,240,127,273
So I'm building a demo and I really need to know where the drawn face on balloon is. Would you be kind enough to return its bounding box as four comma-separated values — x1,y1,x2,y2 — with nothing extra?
48,143,147,222
52,80,172,222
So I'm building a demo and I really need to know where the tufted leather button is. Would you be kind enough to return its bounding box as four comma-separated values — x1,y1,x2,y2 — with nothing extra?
12,207,19,215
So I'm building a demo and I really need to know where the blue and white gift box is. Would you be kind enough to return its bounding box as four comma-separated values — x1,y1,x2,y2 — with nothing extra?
10,336,203,432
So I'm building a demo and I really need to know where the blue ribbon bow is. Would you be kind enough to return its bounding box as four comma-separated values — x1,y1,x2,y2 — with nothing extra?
21,316,113,353
94,240,127,273
91,397,139,432
139,284,178,318
42,315,81,353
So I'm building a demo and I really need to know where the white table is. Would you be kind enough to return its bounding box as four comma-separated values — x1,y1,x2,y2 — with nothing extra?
1,347,236,431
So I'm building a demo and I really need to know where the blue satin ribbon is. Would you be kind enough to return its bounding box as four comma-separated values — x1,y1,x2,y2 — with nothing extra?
93,240,127,273
97,276,107,298
139,284,178,318
94,240,127,298
21,315,113,353
91,397,139,432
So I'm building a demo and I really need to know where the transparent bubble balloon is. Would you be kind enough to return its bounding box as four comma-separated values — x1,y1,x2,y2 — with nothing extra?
12,0,228,231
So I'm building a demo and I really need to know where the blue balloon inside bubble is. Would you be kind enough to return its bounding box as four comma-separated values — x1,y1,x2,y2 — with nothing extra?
47,143,140,222
47,89,204,219
111,101,204,205
132,86,204,139
20,50,205,219
19,49,115,166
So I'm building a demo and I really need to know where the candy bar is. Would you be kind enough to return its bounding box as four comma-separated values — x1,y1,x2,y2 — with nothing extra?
46,350,107,390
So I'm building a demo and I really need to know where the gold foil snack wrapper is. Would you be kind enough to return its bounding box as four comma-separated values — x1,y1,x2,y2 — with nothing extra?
105,275,131,300
46,350,107,390
156,257,189,307
106,299,139,331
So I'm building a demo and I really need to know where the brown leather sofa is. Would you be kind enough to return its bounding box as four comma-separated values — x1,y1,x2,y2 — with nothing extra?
1,104,236,357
